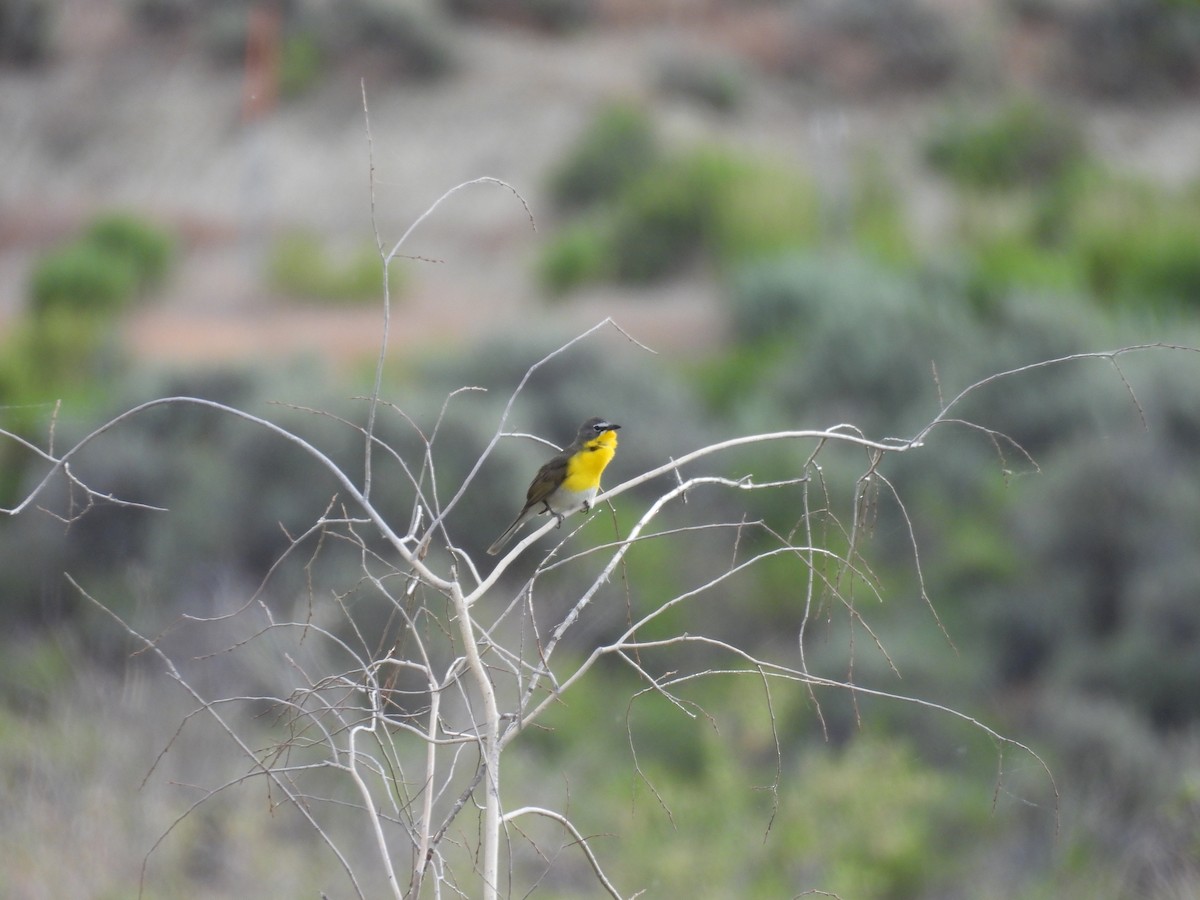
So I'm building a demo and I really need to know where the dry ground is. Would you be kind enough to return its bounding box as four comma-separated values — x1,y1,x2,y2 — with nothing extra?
2,0,1198,368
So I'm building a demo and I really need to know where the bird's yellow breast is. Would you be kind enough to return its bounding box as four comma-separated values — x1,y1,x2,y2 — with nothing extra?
561,430,618,493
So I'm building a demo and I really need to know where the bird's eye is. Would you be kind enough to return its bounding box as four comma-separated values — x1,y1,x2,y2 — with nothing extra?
594,423,606,433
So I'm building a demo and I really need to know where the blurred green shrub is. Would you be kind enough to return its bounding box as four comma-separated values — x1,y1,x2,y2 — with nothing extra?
3,213,171,441
925,98,1085,189
1033,692,1175,819
778,737,969,899
981,395,1200,727
85,212,174,290
709,254,973,562
1070,178,1200,311
959,167,1200,313
701,150,821,266
724,251,971,383
0,633,74,711
717,252,923,422
537,219,611,294
11,308,124,393
711,241,1200,826
542,136,820,291
28,244,138,318
548,102,660,212
0,313,121,497
28,212,174,318
268,230,399,303
713,250,1115,505
964,231,1082,312
605,151,723,283
850,154,917,267
543,108,927,298
726,253,850,346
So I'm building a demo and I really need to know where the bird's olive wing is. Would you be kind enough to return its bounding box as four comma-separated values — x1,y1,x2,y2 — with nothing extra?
524,453,569,506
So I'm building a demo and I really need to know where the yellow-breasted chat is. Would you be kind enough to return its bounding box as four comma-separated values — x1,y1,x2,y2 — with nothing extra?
486,417,621,555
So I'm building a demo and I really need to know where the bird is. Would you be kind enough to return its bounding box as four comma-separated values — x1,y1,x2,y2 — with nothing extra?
486,416,621,556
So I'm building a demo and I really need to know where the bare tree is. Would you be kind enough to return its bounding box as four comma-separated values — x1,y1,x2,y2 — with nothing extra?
6,163,1194,897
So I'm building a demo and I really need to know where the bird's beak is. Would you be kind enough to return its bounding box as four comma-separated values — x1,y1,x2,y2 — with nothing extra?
610,424,621,430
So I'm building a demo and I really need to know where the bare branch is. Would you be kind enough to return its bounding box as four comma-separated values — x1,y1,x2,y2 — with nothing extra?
501,806,627,899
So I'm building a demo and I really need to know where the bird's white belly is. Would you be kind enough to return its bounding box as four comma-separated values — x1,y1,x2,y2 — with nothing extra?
543,483,598,517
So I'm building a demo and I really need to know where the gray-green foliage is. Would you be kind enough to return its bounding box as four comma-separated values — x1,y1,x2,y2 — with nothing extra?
981,364,1200,727
656,54,748,112
719,247,1200,713
926,98,1085,190
700,245,1200,896
4,243,1200,896
547,102,661,212
0,336,714,638
0,366,377,636
724,252,972,435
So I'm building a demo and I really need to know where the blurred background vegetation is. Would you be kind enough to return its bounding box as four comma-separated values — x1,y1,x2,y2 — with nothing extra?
2,0,1200,897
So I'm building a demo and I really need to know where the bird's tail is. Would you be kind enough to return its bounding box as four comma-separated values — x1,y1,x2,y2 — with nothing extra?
486,514,527,556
